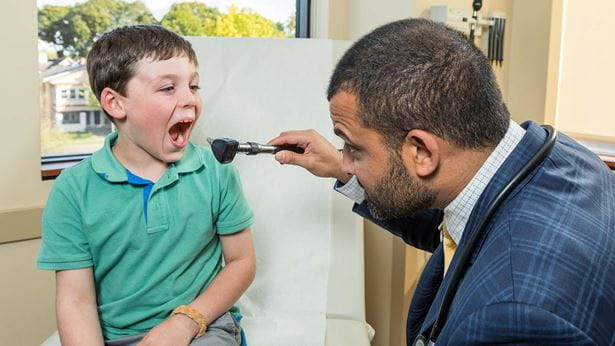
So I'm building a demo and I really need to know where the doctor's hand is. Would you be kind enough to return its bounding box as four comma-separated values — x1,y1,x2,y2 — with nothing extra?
137,314,197,346
268,129,352,183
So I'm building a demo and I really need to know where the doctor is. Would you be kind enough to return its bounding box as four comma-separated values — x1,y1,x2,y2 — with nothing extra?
269,19,615,344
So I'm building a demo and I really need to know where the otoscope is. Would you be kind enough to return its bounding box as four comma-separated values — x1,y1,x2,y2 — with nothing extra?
207,137,305,164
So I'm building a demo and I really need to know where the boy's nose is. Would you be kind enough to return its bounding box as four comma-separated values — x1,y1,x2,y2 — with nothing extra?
178,86,200,108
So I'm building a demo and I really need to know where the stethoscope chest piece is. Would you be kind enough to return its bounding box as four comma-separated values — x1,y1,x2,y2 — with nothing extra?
413,335,435,346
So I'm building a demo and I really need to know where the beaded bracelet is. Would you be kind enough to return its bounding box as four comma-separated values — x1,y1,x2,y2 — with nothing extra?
172,305,207,338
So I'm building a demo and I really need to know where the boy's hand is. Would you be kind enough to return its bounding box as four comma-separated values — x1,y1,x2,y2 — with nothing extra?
137,314,199,346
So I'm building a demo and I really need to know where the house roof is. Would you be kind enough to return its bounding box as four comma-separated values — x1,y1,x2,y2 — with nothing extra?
40,57,86,81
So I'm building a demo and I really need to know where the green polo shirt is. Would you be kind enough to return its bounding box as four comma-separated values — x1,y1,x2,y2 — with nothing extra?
37,132,254,340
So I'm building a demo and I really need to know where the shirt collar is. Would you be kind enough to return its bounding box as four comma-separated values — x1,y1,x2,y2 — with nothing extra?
91,132,127,182
91,132,205,183
443,120,526,244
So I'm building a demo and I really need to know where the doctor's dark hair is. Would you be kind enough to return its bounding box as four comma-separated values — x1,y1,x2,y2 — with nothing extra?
327,18,508,149
86,25,198,120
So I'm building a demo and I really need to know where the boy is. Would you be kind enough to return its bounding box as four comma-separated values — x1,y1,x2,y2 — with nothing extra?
37,25,255,346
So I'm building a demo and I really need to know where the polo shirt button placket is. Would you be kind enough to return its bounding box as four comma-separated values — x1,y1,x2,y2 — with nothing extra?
146,190,169,234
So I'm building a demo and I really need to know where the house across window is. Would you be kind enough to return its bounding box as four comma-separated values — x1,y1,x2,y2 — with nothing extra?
62,112,80,124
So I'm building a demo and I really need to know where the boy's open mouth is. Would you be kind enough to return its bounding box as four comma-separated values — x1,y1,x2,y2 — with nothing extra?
169,118,193,147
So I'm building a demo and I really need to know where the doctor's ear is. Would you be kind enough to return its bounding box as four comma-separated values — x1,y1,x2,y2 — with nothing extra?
99,87,127,121
403,129,440,178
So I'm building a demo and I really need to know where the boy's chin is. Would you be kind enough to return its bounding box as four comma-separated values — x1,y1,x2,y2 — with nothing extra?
162,148,186,163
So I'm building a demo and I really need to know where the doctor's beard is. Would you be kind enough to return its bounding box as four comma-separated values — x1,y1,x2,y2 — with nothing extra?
364,151,436,220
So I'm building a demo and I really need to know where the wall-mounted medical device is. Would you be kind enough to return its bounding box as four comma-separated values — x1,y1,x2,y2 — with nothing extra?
430,4,506,66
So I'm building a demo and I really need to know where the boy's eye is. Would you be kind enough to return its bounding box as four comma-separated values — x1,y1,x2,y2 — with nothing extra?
190,85,201,91
161,85,175,92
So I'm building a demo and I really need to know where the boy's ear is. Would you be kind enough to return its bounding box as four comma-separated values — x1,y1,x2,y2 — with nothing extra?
402,129,441,178
99,87,127,121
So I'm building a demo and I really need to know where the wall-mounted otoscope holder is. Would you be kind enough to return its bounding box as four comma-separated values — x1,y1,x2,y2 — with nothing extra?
207,137,305,164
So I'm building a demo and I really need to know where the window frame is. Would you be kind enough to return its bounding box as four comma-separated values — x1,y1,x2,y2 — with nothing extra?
41,153,91,180
296,0,311,38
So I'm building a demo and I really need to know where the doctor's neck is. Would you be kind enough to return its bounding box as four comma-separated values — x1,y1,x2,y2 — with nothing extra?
433,147,493,209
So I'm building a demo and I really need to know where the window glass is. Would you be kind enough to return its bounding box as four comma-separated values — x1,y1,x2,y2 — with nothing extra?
38,0,297,157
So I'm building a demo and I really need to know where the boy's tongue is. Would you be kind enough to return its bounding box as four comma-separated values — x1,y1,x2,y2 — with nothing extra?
169,122,189,147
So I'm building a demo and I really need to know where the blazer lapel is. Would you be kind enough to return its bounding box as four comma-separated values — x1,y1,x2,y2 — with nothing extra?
417,238,466,337
407,244,444,340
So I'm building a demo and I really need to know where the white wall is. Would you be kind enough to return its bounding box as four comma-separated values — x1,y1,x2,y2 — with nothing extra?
507,0,554,124
319,0,416,40
1,3,53,211
0,0,57,345
556,0,615,140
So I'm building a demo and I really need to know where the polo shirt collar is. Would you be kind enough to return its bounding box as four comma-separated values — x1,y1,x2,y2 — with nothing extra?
91,132,127,182
91,132,205,183
173,141,205,173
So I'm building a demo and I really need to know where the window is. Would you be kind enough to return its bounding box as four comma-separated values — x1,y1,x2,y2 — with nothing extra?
38,0,308,178
62,112,80,124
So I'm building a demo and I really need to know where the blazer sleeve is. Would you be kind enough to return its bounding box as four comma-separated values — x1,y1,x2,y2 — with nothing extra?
448,302,594,345
352,201,442,253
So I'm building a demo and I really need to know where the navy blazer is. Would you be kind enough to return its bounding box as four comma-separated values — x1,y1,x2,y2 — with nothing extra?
354,121,615,344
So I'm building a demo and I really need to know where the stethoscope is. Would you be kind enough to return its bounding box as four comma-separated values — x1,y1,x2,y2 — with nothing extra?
413,125,558,346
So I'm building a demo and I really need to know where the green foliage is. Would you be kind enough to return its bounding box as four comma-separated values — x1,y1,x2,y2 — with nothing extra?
284,14,296,38
38,5,70,53
214,5,284,38
87,86,101,108
69,132,94,140
38,0,157,57
38,0,292,57
40,116,72,154
161,3,285,38
160,2,220,36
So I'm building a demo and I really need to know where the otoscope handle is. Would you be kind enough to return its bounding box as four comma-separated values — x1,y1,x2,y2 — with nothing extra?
273,145,305,154
240,142,304,155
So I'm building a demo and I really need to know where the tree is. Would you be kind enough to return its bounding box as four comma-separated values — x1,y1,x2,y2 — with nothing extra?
160,2,221,36
284,14,296,38
38,0,156,58
38,5,71,57
214,5,284,38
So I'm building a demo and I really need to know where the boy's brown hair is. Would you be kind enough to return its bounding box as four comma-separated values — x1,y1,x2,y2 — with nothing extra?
86,25,198,119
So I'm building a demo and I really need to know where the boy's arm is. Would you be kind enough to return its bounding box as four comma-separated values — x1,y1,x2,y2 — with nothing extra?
191,227,256,323
56,268,105,346
139,228,255,344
